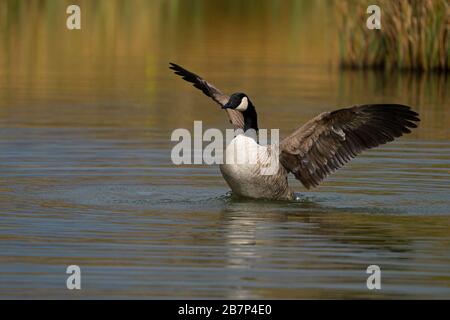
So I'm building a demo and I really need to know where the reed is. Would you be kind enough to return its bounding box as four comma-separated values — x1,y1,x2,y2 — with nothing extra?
336,0,449,72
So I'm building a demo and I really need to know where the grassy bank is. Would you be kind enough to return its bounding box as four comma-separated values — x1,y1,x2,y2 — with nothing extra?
336,0,449,72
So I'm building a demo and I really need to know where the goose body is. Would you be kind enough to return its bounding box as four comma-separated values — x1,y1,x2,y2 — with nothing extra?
219,133,292,200
170,63,420,200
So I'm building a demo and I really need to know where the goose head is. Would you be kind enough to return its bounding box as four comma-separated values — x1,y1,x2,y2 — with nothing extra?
223,93,258,132
222,93,252,112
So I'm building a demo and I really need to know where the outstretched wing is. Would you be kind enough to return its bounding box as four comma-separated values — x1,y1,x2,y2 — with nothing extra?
279,104,420,189
169,63,244,129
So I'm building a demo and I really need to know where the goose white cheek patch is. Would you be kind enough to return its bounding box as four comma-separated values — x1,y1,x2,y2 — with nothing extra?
235,97,248,111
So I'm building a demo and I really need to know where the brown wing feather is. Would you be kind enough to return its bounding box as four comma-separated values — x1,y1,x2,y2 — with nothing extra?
279,104,420,189
169,63,244,129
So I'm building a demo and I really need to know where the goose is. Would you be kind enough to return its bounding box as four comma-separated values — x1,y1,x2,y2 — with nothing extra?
169,63,420,200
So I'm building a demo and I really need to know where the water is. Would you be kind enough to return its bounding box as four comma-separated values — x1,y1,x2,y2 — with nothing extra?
0,0,449,299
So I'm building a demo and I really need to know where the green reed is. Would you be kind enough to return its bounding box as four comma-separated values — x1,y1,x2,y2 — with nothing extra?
336,0,449,72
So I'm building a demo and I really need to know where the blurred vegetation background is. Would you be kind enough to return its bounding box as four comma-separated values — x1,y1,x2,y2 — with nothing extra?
0,0,334,74
337,0,449,71
0,0,448,139
0,0,447,73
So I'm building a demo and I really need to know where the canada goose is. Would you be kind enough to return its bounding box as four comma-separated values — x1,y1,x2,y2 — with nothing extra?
170,63,420,200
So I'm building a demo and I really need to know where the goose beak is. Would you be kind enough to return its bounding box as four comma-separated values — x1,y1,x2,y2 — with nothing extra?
222,103,231,109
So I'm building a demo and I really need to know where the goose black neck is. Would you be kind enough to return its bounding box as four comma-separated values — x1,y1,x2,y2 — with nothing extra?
243,102,258,132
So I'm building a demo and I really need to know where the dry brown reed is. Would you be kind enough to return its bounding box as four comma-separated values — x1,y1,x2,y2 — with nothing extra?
336,0,449,72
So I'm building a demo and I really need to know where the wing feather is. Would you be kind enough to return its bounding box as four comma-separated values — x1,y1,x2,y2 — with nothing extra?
279,104,420,189
169,63,244,129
